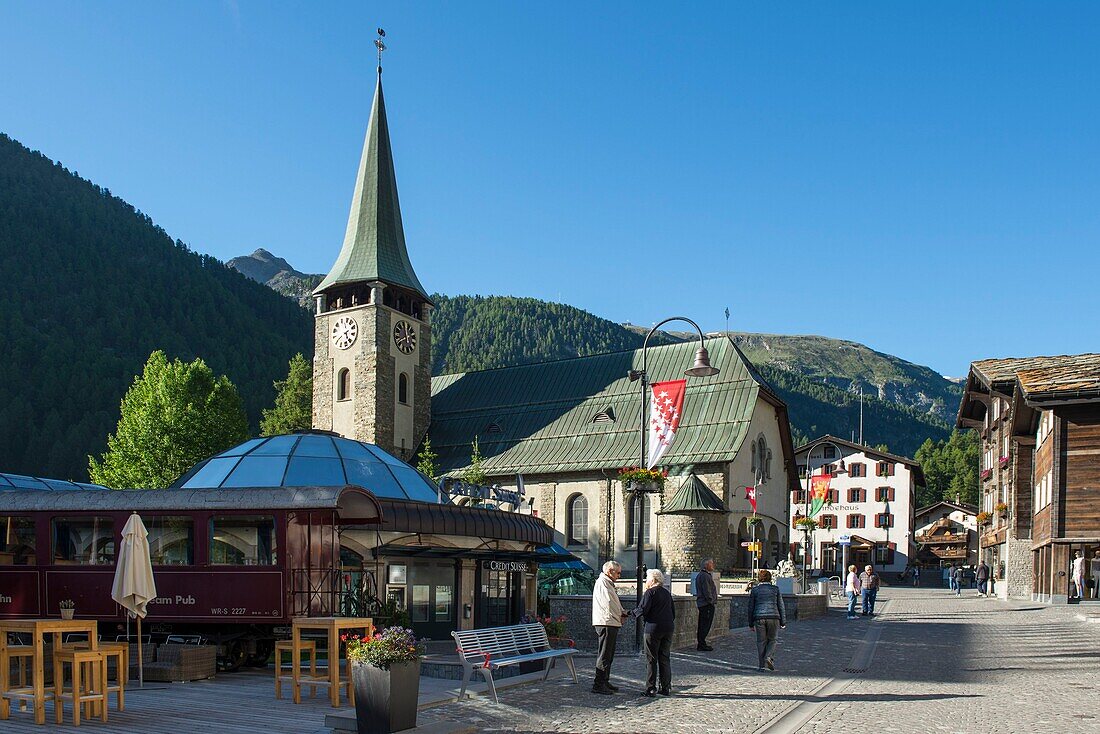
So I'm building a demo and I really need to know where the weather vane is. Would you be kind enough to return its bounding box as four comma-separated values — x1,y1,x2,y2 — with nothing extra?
375,28,386,74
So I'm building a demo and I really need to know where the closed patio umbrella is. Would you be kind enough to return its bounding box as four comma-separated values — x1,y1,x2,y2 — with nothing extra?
111,513,157,687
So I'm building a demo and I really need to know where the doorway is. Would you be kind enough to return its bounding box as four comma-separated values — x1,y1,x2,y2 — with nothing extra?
475,562,524,628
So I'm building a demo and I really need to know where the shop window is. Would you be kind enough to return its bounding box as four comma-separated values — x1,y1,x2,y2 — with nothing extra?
875,545,895,565
210,515,276,565
0,516,35,565
398,373,409,405
566,494,588,546
143,516,194,565
337,369,351,401
629,495,651,546
52,517,115,565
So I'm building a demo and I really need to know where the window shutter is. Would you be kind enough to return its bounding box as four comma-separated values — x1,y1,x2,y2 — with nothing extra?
888,487,896,502
874,514,881,528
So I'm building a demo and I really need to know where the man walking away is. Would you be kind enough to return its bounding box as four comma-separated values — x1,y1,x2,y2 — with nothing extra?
859,565,880,616
976,560,990,597
951,565,963,597
591,560,626,694
845,564,861,619
748,569,786,671
694,558,717,651
912,566,920,588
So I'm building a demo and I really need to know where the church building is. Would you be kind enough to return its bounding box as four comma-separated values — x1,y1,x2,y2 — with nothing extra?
310,55,799,580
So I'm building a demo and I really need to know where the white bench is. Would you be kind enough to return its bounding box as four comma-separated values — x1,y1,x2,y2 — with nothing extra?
451,623,578,703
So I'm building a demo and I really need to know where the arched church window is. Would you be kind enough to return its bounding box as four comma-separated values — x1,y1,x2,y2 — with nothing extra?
629,495,650,546
398,373,409,404
567,494,588,545
337,369,351,401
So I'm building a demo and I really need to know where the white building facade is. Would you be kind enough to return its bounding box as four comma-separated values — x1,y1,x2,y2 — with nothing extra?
790,436,922,577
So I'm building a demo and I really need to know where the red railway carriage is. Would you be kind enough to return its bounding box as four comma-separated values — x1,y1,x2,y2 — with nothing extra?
0,482,383,670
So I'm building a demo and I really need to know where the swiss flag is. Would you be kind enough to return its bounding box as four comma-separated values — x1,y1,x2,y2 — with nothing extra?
647,379,687,468
745,486,758,514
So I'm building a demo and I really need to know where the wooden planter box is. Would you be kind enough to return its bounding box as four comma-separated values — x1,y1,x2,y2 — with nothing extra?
351,659,420,734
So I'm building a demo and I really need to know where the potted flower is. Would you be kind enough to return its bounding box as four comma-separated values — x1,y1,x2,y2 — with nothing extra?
345,627,423,734
995,502,1009,518
523,614,573,648
976,511,992,527
618,467,668,494
794,516,817,531
59,599,75,620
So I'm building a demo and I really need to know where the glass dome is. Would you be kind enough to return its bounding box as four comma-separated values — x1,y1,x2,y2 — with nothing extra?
173,433,441,503
0,473,105,491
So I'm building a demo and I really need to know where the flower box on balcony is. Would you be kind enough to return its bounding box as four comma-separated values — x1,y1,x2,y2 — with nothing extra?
980,469,993,481
998,456,1010,468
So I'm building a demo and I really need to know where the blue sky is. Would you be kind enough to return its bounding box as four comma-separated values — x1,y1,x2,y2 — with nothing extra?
3,2,1098,377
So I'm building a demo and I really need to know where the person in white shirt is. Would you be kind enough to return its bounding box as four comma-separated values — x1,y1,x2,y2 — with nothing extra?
1071,551,1086,599
844,564,861,620
591,560,627,694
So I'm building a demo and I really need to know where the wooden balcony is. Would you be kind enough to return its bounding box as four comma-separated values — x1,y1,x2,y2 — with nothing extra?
927,546,969,560
916,532,968,544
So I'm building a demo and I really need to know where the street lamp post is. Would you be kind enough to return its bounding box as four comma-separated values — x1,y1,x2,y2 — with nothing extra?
628,316,719,652
798,439,847,594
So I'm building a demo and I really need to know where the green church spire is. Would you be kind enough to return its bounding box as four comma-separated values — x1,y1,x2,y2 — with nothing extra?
314,64,429,301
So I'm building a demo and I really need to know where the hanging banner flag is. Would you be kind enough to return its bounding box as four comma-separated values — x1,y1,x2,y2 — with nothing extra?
809,474,832,518
647,379,687,468
745,486,758,514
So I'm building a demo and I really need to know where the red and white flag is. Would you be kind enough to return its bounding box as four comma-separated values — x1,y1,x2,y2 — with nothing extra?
745,486,758,514
647,379,687,468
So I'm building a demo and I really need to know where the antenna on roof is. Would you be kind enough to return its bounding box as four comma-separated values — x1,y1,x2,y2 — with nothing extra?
375,27,387,75
859,386,864,445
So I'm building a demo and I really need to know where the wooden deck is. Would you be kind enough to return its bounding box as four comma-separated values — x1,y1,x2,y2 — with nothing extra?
2,668,346,734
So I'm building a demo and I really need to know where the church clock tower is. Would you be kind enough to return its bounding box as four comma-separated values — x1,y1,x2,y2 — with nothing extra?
312,42,431,460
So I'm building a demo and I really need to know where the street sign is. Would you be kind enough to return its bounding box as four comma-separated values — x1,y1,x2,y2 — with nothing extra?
740,542,752,547
837,534,852,546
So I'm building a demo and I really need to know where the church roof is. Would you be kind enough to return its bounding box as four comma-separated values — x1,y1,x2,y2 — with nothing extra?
429,337,774,477
658,474,729,514
314,74,430,301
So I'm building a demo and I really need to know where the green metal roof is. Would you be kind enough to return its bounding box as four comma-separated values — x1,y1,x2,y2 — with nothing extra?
658,473,729,514
314,75,430,300
429,337,763,476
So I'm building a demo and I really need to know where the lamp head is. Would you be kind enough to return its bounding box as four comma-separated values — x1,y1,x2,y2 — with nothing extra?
834,458,848,475
685,347,720,378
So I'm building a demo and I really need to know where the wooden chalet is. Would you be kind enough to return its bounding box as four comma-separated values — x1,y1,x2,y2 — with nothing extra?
913,501,978,568
958,353,1100,603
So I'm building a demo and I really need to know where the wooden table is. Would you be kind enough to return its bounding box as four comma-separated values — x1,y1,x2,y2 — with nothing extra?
289,617,372,707
0,618,98,725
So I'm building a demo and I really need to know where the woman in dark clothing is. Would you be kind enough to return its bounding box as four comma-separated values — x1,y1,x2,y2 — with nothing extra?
630,568,675,696
747,569,786,671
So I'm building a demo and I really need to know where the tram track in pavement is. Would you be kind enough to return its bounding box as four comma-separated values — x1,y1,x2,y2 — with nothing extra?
750,598,891,734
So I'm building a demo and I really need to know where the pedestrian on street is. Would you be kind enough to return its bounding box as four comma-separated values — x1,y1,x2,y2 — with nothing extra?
694,558,717,651
591,560,627,695
976,560,990,597
951,565,963,596
845,564,861,619
748,569,786,671
629,568,675,697
912,566,920,588
859,565,880,616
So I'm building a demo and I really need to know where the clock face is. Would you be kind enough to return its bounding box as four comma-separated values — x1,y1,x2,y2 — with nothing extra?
393,320,416,354
332,316,358,350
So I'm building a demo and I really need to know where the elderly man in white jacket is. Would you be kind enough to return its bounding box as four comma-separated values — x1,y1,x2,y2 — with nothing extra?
591,560,627,694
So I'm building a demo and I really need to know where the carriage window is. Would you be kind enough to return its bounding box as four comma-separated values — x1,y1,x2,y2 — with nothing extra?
210,515,277,566
52,517,115,565
143,516,194,565
0,516,36,565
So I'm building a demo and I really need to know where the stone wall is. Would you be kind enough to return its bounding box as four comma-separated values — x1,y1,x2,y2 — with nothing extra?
312,315,333,431
727,592,824,627
548,595,730,654
659,507,734,573
1004,536,1033,600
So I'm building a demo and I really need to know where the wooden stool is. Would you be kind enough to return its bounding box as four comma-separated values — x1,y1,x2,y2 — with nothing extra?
52,649,108,726
69,642,127,711
274,640,317,699
1,644,34,713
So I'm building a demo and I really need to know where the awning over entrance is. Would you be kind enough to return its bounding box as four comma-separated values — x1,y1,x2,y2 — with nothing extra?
373,543,571,563
374,498,551,546
536,541,594,570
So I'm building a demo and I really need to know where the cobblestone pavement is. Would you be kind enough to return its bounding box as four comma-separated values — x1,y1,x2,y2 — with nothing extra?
425,589,1100,733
